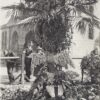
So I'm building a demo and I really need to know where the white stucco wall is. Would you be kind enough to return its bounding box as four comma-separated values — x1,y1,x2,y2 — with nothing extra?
70,0,100,58
71,28,100,58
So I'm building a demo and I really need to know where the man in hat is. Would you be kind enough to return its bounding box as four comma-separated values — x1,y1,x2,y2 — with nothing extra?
37,46,44,55
28,46,46,77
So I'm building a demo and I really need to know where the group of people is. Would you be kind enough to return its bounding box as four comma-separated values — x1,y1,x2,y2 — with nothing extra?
4,41,45,83
24,41,45,82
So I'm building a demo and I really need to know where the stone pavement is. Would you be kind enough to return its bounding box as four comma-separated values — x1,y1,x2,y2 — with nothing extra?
0,63,22,85
0,63,9,84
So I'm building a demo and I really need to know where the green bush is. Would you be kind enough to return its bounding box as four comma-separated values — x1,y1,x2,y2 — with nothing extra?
81,52,100,83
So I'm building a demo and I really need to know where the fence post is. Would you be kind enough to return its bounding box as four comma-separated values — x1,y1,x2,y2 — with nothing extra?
21,51,25,84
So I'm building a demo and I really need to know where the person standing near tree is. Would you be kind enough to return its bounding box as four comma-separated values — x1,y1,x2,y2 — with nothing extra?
24,43,33,81
27,46,46,80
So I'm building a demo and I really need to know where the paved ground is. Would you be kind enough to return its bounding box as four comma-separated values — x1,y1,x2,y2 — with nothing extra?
0,63,35,86
0,64,9,84
0,63,22,85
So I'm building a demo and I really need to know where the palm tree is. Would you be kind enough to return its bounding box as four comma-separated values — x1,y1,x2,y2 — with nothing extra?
3,1,99,33
2,0,100,50
2,0,100,71
2,0,100,79
2,0,100,99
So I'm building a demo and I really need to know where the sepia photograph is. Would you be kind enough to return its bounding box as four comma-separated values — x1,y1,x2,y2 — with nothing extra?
0,0,100,100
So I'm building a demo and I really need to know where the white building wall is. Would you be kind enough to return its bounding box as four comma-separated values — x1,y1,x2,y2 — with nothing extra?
71,28,100,58
70,25,100,76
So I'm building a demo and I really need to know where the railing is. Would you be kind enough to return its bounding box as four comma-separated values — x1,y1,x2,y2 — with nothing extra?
72,57,82,59
0,56,20,59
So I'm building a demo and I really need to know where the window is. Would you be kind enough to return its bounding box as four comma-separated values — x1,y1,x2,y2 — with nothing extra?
2,31,7,50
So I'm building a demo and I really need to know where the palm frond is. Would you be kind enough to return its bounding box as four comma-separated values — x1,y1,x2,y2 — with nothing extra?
75,5,99,19
2,3,25,10
76,17,100,33
76,17,89,34
4,2,46,14
92,18,100,28
67,0,98,5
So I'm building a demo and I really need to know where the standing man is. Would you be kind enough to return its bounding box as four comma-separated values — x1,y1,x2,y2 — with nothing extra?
24,43,33,81
28,46,46,79
4,50,15,84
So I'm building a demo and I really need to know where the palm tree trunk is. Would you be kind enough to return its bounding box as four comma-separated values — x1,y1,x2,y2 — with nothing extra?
81,68,84,83
88,5,94,39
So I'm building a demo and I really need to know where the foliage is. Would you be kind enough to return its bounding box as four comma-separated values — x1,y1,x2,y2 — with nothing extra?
31,50,74,73
81,53,100,83
75,5,100,38
0,85,29,100
2,0,100,42
1,83,100,100
1,65,100,100
34,16,68,53
28,67,79,100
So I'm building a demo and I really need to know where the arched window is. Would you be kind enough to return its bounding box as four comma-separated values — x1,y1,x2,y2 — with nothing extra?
12,31,19,53
2,32,4,50
2,31,7,50
24,31,34,48
25,31,33,43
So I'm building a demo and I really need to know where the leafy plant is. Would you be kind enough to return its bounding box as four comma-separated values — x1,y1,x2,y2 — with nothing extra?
81,52,100,83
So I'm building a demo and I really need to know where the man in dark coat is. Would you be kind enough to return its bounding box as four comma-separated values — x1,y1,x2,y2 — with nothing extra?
4,50,15,84
24,45,33,81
